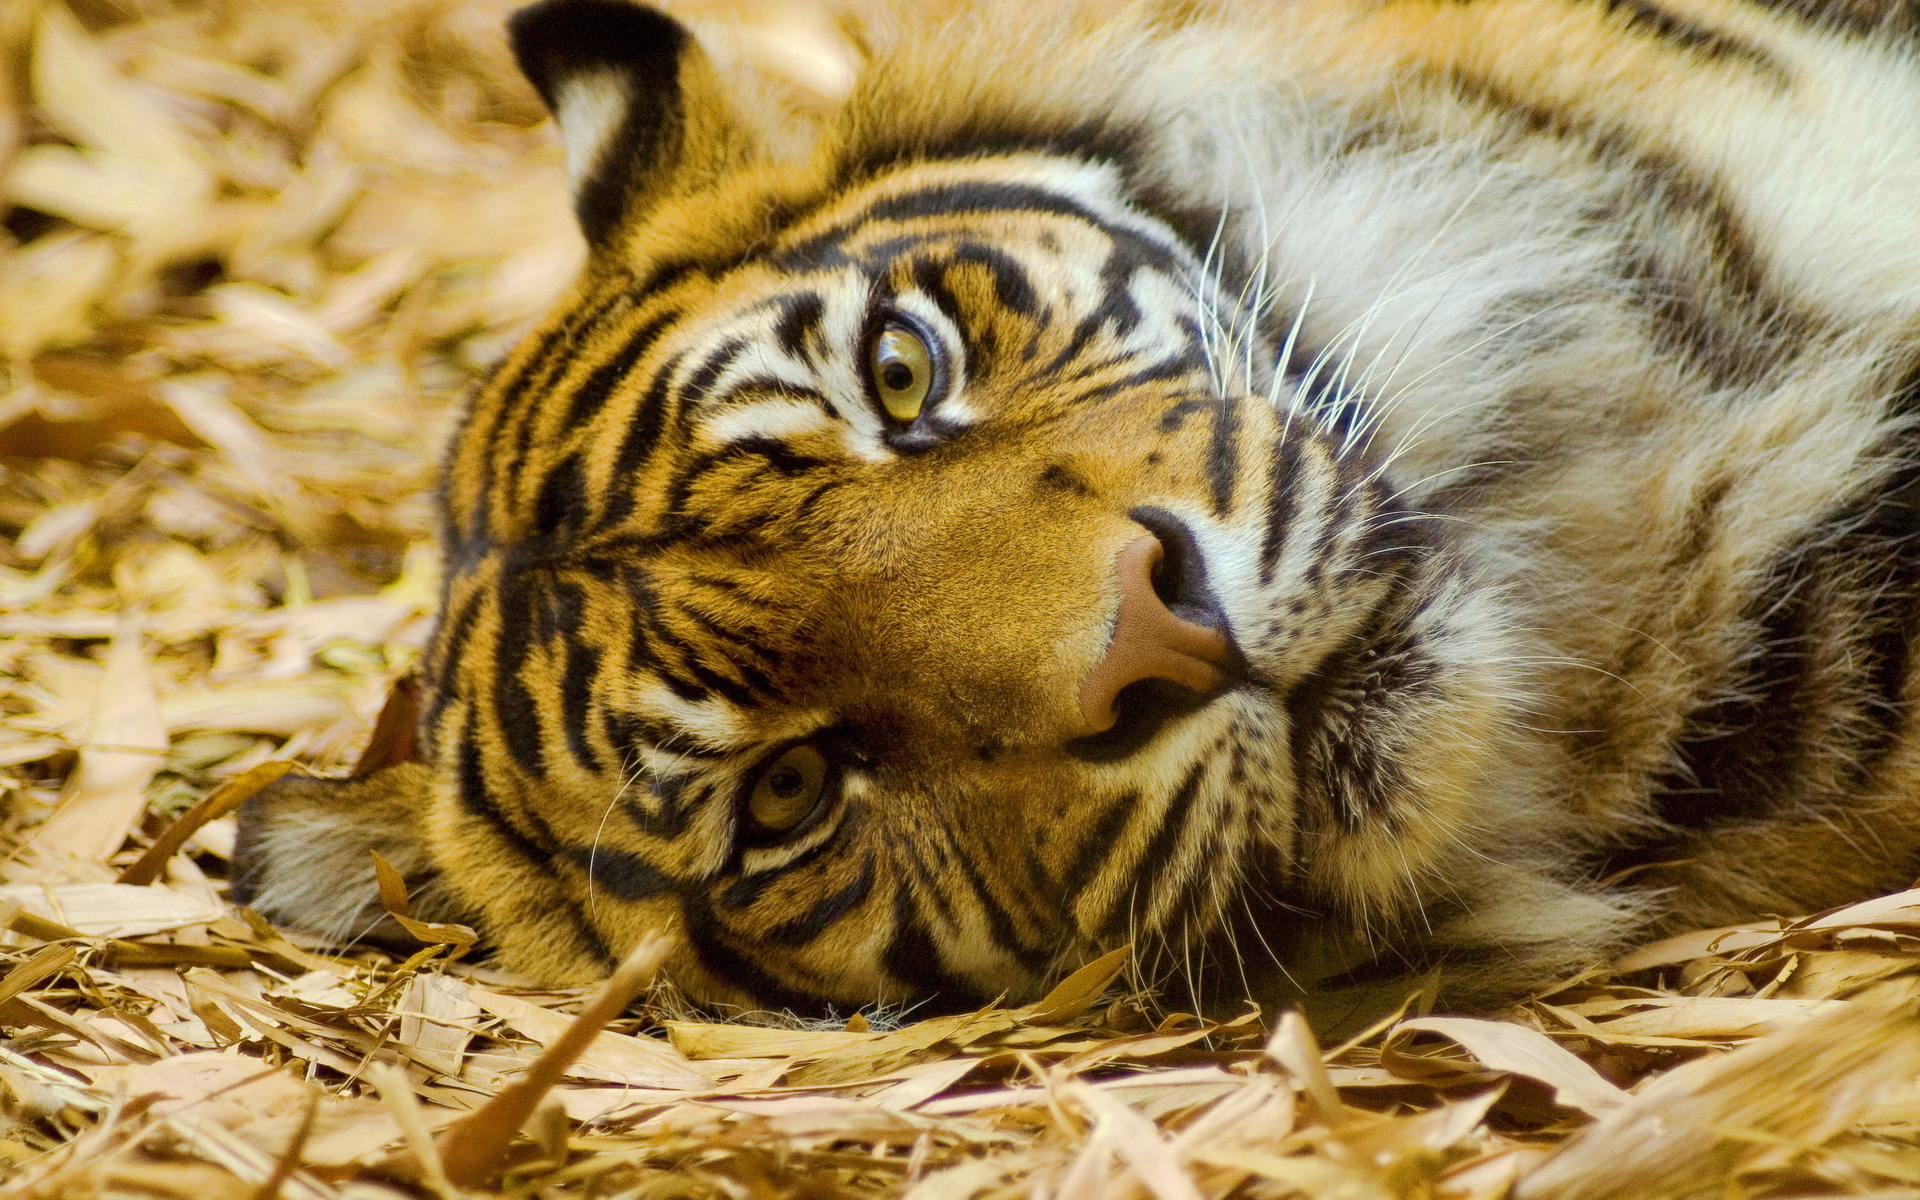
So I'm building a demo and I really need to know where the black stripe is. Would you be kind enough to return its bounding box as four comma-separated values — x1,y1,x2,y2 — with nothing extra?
1590,0,1788,75
1259,436,1305,585
907,254,969,345
1286,593,1430,832
951,845,1053,973
945,243,1041,317
622,769,700,838
1100,760,1207,939
680,338,749,412
460,326,563,547
1040,242,1161,377
710,378,832,411
1159,819,1233,946
1648,414,1920,832
475,287,629,539
1302,467,1367,589
719,821,850,908
456,711,557,860
1069,356,1206,407
680,889,833,1013
778,182,1124,270
772,291,826,360
841,117,1146,191
903,836,961,926
675,603,781,689
1061,792,1138,903
663,436,829,526
1296,367,1373,449
1748,0,1919,35
1434,70,1816,392
530,452,588,541
423,584,485,735
1206,396,1242,516
564,846,676,900
492,576,548,778
1353,483,1442,573
1160,397,1209,432
508,0,691,245
763,855,875,946
557,638,603,774
603,350,688,527
881,885,983,1004
636,605,764,708
562,309,678,430
832,128,1238,292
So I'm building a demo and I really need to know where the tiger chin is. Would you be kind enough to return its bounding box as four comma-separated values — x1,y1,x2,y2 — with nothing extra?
234,0,1920,1024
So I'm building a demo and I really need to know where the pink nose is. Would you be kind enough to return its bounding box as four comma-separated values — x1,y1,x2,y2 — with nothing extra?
1079,535,1234,733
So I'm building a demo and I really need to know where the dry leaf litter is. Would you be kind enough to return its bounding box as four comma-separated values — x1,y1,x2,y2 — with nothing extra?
1,1,1919,1197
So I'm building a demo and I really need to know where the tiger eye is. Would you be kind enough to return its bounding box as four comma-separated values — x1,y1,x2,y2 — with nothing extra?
746,743,830,834
869,325,933,422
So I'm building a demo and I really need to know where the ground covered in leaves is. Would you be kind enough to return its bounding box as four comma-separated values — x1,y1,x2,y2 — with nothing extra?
3,1,1920,1197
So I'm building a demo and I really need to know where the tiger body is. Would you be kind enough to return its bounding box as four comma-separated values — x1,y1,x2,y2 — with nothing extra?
235,0,1920,1016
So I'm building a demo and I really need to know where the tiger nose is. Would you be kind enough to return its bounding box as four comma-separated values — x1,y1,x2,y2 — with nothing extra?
1079,535,1234,734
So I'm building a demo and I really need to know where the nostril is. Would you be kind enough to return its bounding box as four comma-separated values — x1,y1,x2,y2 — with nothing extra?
1067,678,1208,763
1130,505,1211,621
1149,544,1178,607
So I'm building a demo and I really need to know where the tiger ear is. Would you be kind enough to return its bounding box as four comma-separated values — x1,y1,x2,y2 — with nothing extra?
508,0,729,246
231,761,477,951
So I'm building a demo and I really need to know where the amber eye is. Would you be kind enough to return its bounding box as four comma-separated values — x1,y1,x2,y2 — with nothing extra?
868,324,934,422
745,743,831,836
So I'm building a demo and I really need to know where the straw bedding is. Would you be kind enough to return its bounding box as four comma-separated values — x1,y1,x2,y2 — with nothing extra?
2,2,1920,1196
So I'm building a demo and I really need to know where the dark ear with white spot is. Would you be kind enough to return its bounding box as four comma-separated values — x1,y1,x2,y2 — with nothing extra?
508,0,724,246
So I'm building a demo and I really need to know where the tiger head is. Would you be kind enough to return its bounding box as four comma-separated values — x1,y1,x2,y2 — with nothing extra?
234,0,1586,1015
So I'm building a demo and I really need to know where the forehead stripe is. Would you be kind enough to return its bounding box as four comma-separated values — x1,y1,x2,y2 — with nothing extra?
774,180,1188,272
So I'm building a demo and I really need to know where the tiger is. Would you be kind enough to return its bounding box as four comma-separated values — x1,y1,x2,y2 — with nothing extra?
232,0,1920,1021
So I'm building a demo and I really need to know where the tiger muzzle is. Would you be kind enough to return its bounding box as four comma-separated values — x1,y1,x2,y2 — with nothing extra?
1079,529,1239,734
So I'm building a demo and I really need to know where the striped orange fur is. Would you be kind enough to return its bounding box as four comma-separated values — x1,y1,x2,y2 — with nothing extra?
235,0,1920,1019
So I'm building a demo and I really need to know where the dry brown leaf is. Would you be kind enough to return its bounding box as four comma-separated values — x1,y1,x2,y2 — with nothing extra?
398,973,483,1084
436,938,668,1189
1067,1080,1205,1200
662,1022,889,1061
118,758,293,885
1517,985,1920,1199
1265,1010,1348,1129
13,3,212,269
1613,923,1782,973
1580,995,1841,1040
17,621,168,875
0,233,120,362
1019,943,1131,1025
1381,1016,1627,1117
370,850,477,954
455,978,714,1090
0,882,221,937
1799,887,1920,932
89,1051,315,1129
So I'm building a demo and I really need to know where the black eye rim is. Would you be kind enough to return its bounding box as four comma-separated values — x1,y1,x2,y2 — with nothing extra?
737,740,841,847
860,308,951,446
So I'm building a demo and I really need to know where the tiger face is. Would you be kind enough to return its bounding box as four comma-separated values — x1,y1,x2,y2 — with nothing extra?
423,133,1520,1008
235,0,1646,1014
